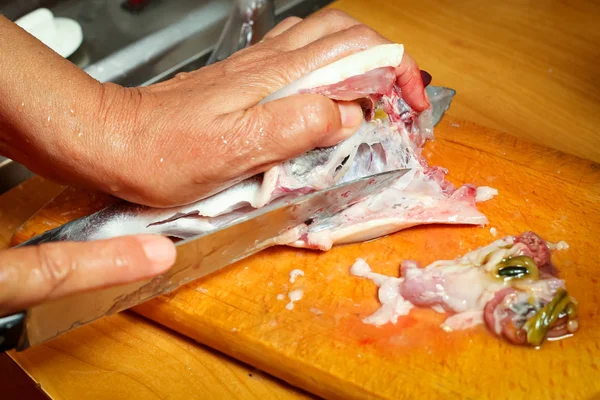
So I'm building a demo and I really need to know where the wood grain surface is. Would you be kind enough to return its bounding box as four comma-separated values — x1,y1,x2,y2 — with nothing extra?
355,0,600,163
11,117,600,399
2,0,600,399
0,179,314,400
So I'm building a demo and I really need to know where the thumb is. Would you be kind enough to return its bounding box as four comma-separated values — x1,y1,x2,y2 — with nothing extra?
0,235,175,316
395,53,430,112
244,93,363,165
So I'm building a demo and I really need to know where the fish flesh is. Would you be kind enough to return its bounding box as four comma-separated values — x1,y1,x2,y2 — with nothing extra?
350,232,579,346
25,43,488,246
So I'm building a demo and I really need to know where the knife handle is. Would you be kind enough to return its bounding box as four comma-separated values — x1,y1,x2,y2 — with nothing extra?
0,311,26,352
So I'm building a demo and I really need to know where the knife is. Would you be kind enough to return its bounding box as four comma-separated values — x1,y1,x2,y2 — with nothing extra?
0,168,409,352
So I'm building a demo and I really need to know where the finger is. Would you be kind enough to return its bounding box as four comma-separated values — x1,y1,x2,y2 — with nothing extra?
395,53,430,111
0,235,175,316
257,24,392,98
236,94,363,169
268,9,362,51
262,17,302,41
320,100,364,147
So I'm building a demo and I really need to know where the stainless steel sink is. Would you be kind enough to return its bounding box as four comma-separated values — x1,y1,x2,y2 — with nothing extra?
0,0,333,194
0,156,35,194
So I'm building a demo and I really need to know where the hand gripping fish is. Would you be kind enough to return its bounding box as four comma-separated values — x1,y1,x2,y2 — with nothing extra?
22,44,487,247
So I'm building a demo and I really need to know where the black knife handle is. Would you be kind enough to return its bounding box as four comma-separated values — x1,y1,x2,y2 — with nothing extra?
0,311,26,352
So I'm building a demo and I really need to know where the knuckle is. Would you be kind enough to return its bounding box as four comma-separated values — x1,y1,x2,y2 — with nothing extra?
264,16,302,39
318,8,351,23
348,24,381,42
0,261,18,298
293,97,338,143
281,16,302,26
210,115,254,179
249,96,338,163
36,244,74,292
224,48,280,76
259,57,303,91
108,239,134,270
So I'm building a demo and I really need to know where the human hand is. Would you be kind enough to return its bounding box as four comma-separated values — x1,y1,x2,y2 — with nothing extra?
0,235,175,316
94,10,429,207
0,10,428,208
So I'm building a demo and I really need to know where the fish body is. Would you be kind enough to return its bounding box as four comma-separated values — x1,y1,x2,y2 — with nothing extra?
25,44,485,246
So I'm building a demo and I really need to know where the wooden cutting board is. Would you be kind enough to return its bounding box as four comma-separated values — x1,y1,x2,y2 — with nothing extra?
12,117,600,400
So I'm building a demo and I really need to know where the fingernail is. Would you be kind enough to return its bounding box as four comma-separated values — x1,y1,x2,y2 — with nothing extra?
138,235,176,272
338,101,363,128
420,70,432,87
320,102,364,147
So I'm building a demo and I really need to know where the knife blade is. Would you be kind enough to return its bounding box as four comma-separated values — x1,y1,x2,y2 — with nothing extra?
0,168,409,352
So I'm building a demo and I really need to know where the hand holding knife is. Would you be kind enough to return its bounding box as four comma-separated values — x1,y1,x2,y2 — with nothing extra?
0,169,409,352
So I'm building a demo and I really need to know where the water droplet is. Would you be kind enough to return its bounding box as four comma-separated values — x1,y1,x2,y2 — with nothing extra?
245,140,249,145
70,108,75,115
223,140,228,144
17,102,24,112
78,132,83,138
160,157,164,163
176,72,189,80
43,116,51,127
259,127,264,136
257,146,262,150
109,185,120,193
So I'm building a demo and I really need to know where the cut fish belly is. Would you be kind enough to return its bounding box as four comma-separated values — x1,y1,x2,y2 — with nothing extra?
290,173,486,250
350,232,578,346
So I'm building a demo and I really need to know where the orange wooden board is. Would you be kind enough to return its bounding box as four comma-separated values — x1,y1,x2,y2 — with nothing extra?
13,118,600,400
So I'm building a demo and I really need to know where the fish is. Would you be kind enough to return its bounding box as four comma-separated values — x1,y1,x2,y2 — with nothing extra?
350,232,579,346
23,43,488,246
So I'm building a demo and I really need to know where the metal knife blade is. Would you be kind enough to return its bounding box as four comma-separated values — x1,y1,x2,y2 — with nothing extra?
3,168,409,351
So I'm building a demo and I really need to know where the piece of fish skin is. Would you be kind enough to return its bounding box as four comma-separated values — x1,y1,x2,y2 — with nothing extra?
22,202,251,244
